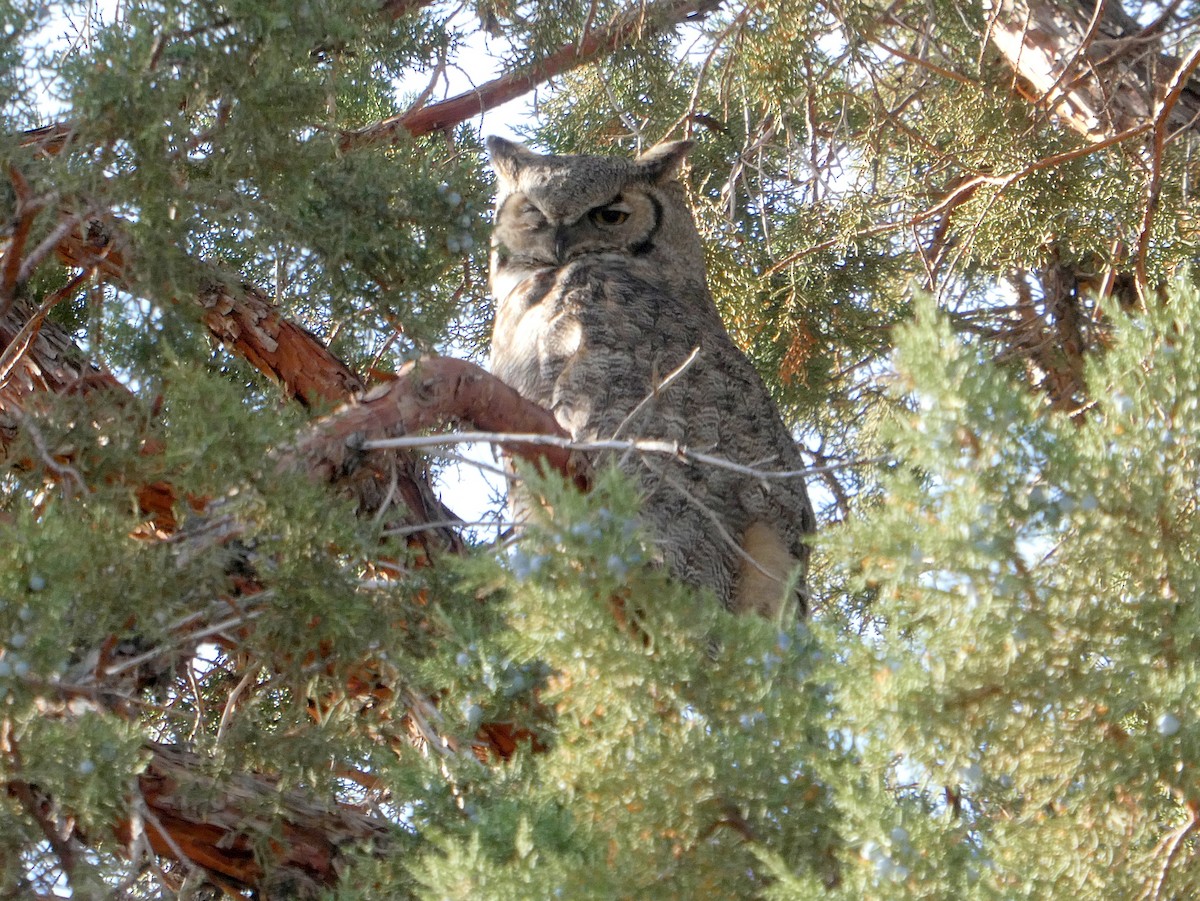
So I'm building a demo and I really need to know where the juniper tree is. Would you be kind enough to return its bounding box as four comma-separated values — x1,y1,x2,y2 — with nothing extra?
3,0,1200,898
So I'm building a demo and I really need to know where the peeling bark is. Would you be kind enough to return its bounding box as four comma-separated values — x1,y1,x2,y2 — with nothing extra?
0,294,122,413
122,743,393,898
1,1,715,893
988,0,1200,141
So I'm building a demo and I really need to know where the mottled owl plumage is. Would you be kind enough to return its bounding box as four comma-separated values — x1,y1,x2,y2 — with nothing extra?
487,137,814,620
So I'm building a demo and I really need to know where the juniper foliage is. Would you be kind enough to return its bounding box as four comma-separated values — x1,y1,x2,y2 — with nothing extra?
4,0,1200,898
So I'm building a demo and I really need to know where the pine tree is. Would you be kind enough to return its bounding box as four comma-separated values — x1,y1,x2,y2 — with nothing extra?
3,0,1200,898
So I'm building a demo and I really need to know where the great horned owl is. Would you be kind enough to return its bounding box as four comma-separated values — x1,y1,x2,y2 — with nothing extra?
487,137,815,620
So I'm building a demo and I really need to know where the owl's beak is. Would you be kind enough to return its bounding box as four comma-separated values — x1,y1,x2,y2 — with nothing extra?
553,226,569,264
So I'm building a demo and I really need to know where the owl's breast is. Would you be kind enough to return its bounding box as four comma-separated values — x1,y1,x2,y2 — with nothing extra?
491,259,691,430
490,265,582,403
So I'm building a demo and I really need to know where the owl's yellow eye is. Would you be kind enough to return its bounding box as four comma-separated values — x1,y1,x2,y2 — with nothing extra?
590,206,630,226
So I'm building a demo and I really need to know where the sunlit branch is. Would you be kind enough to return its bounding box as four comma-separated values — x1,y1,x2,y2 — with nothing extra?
363,429,881,482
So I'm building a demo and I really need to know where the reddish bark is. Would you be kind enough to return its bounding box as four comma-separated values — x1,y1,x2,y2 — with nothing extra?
21,0,724,159
55,216,365,409
3,229,581,900
0,294,123,414
343,0,725,148
118,743,391,896
380,0,438,19
1,1,681,891
288,355,591,495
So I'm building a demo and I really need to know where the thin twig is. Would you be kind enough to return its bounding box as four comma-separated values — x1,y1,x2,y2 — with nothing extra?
364,429,882,481
215,666,260,744
84,604,268,683
17,212,89,287
439,448,514,481
342,0,727,147
657,463,783,585
610,346,701,440
401,44,448,119
1139,0,1186,38
872,37,975,86
1139,805,1200,901
382,517,516,538
5,406,88,496
767,120,1152,274
1033,0,1108,114
134,798,205,883
1134,41,1200,303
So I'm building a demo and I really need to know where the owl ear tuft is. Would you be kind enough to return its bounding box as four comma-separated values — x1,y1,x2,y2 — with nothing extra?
636,140,695,183
487,136,540,182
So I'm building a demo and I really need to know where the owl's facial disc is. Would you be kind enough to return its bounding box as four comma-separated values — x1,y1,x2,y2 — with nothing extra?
494,189,661,267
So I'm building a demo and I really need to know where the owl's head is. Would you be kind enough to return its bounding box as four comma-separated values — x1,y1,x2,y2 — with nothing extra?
486,137,701,272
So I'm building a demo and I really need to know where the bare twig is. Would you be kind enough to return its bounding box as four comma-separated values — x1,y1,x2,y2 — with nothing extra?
610,346,701,440
82,604,268,683
1138,804,1200,901
657,462,784,585
4,406,89,496
382,517,516,538
215,666,261,744
1133,41,1200,303
1033,0,1108,114
872,37,975,86
767,121,1151,274
363,429,881,482
16,212,90,286
131,798,204,884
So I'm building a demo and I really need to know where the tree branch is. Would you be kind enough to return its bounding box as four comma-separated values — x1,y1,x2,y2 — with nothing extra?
117,742,393,897
362,427,878,482
284,356,592,495
1134,40,1200,300
54,214,364,409
21,0,724,158
340,0,727,148
989,0,1200,142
